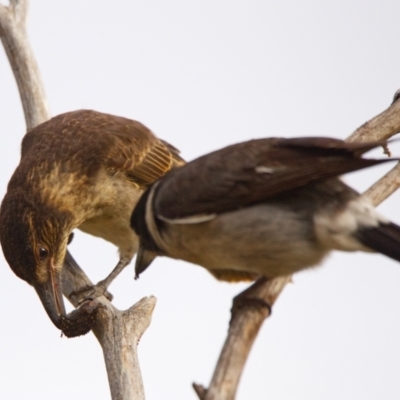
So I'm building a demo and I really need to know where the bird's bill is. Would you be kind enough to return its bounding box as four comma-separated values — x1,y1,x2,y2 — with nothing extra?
33,264,66,329
135,245,157,279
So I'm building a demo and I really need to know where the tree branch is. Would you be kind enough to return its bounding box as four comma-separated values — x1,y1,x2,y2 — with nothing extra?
194,276,292,400
0,0,49,129
0,1,154,399
363,162,400,206
194,97,400,399
347,99,400,206
63,254,156,400
347,97,400,143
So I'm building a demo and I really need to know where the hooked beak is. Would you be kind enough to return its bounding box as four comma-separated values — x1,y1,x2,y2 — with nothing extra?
135,244,157,279
33,260,66,329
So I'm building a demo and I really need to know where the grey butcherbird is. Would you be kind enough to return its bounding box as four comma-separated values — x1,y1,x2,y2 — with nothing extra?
131,137,400,283
0,110,184,331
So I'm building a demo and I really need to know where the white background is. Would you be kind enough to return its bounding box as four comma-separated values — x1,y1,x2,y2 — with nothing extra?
1,2,400,399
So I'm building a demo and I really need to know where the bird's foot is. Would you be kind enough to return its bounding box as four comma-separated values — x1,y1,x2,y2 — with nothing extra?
69,281,113,305
69,258,130,305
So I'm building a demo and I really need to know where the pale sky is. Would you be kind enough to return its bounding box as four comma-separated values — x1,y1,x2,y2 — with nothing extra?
1,2,400,399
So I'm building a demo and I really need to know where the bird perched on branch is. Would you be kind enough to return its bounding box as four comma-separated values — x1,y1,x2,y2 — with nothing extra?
0,110,184,330
132,137,400,282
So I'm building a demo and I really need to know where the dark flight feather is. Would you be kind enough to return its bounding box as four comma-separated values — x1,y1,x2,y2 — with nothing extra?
152,137,393,221
356,222,400,262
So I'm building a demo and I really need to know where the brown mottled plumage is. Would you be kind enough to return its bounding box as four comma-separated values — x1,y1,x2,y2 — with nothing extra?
0,110,184,331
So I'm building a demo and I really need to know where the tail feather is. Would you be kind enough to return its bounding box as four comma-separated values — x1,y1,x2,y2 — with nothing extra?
356,222,400,262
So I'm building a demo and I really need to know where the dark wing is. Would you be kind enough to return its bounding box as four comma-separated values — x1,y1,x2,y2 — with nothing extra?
19,110,184,189
153,137,393,221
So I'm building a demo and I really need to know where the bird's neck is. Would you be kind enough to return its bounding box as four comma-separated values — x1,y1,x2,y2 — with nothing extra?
29,167,103,227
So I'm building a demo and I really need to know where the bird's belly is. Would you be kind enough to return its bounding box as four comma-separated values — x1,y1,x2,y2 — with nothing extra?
78,214,138,257
161,204,329,278
77,177,142,258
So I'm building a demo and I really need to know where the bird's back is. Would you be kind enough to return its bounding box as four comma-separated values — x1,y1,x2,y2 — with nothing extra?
16,110,179,183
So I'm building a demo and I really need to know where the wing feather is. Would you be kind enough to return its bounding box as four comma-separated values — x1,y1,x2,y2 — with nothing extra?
125,142,184,187
18,110,184,190
153,137,393,220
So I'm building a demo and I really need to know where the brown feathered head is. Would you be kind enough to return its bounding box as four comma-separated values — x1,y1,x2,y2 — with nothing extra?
0,188,73,328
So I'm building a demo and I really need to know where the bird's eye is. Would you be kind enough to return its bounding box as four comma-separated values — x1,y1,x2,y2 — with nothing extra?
38,247,49,260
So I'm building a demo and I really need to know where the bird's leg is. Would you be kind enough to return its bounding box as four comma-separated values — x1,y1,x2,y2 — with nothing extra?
70,257,131,305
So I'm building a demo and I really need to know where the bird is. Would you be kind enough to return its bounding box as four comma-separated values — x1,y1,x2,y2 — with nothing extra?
0,109,184,330
131,136,400,283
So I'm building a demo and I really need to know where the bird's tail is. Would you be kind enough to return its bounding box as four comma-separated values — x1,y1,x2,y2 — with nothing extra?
356,222,400,262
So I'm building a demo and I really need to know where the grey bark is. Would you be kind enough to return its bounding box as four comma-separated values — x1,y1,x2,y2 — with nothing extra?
0,0,49,129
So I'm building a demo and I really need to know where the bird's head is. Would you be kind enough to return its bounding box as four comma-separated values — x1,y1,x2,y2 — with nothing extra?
0,189,73,329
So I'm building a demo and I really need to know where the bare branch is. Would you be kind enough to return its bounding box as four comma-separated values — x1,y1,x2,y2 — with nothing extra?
347,97,400,205
0,0,49,128
0,2,155,399
95,297,156,400
62,252,155,399
347,98,400,143
195,276,292,400
363,162,400,206
193,383,208,399
10,0,28,26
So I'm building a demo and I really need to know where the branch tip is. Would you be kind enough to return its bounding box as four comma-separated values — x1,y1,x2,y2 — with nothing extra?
193,383,207,399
